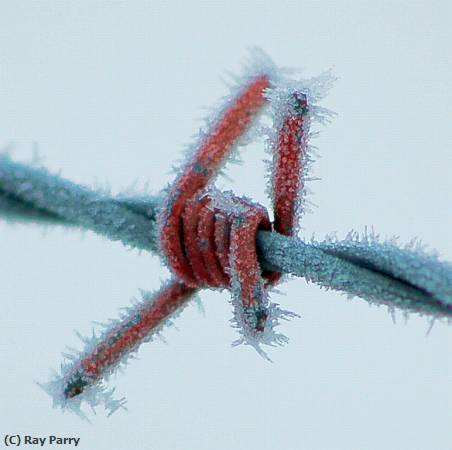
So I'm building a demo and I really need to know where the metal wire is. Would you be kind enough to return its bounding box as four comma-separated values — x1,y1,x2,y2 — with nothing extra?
1,154,451,320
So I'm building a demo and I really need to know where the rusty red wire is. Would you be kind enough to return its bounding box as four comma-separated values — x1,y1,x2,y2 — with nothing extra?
60,67,311,406
160,75,309,334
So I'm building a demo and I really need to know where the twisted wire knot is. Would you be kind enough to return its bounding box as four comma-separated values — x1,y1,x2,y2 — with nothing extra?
173,190,275,331
159,72,311,344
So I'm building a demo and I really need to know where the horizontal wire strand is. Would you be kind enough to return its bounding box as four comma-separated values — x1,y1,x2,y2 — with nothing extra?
1,154,451,319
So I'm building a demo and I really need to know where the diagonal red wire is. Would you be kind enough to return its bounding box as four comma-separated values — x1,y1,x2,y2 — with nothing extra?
63,72,310,398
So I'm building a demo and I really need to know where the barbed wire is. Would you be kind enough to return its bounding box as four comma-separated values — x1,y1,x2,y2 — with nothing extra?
1,153,451,320
1,52,451,417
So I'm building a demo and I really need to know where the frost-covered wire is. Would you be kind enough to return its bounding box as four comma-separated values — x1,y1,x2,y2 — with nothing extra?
1,50,451,418
1,154,451,322
0,153,160,252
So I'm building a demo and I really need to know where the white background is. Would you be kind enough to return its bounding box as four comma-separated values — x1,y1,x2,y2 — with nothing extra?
0,1,451,449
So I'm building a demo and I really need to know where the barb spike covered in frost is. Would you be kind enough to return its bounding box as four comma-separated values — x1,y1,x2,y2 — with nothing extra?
0,50,451,417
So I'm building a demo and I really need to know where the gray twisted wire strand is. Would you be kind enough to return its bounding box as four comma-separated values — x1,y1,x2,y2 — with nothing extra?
1,154,451,320
0,154,159,251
